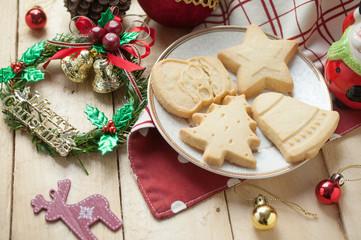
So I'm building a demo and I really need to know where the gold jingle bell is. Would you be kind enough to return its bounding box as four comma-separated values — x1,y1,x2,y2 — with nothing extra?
61,50,94,83
251,194,278,230
92,59,122,93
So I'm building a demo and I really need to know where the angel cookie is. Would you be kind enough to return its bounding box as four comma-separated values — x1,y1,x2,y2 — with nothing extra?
151,56,236,118
218,24,298,98
179,95,260,168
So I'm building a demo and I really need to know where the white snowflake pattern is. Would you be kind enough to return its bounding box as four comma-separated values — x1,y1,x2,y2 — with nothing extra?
78,206,94,220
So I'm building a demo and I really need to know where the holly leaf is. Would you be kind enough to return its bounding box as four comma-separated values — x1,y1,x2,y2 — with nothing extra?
0,66,15,83
20,41,45,65
98,134,118,155
119,32,140,45
22,68,45,82
92,45,107,53
85,104,108,129
113,103,134,130
98,8,114,28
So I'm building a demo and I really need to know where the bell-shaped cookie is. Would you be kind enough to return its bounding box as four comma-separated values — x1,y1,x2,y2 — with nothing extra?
252,92,339,162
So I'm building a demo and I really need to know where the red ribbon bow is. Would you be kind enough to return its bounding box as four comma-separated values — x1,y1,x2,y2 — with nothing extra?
43,11,155,72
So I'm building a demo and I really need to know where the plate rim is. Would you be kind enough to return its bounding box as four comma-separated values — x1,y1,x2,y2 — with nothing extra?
147,26,332,179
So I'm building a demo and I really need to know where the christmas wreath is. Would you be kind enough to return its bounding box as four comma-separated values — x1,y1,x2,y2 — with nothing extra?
0,8,155,174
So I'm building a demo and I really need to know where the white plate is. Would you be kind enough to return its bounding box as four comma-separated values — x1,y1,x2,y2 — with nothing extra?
148,26,332,179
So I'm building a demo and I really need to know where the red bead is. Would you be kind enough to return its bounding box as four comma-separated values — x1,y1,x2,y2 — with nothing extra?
104,20,123,35
10,62,17,69
315,179,342,204
88,26,106,44
13,66,22,74
102,33,120,52
25,7,47,30
110,126,117,134
108,120,115,127
102,126,109,132
18,61,26,68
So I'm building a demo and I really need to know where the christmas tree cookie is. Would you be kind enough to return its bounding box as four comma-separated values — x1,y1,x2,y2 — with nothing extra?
179,95,260,168
217,24,298,98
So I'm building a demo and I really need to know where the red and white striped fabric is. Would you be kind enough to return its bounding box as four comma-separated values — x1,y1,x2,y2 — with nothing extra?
128,0,361,219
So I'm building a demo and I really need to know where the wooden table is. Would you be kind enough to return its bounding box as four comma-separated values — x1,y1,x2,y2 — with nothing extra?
1,1,360,239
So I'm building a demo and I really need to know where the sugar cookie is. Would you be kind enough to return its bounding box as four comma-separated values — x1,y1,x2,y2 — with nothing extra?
151,56,236,118
179,95,260,168
217,24,298,98
252,92,339,163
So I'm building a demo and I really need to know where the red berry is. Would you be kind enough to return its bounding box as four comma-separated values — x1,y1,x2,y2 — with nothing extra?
10,62,17,69
108,120,115,127
102,33,120,52
110,126,117,134
13,66,21,74
89,26,106,44
18,61,25,68
104,20,123,35
102,125,109,132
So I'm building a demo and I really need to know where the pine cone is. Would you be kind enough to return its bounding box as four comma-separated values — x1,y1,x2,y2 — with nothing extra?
64,0,132,22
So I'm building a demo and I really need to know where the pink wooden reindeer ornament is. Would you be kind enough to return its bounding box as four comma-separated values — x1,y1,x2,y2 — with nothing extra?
31,179,122,240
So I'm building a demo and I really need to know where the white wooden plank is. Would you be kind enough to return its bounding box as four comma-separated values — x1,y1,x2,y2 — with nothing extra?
0,0,17,239
323,127,361,240
226,153,346,239
10,1,122,239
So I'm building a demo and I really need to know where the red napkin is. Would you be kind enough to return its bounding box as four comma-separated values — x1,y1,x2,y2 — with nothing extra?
128,1,361,219
128,112,235,218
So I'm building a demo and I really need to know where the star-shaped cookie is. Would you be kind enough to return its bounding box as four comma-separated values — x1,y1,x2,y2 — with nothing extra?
218,24,298,98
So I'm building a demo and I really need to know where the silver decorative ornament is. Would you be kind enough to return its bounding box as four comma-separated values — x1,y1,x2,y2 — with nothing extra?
92,59,122,93
61,50,94,83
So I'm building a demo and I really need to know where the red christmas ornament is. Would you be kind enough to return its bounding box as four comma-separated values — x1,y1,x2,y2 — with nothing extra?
324,4,361,109
315,173,344,204
25,7,47,30
138,0,218,28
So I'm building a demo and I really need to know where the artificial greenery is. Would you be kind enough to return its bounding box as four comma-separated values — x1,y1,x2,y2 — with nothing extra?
0,32,148,174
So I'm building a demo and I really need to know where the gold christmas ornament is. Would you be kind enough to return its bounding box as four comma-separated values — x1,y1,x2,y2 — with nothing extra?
61,50,94,83
92,59,122,93
251,194,277,230
233,182,317,231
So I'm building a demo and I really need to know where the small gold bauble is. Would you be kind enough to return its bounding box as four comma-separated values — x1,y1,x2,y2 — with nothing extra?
251,194,278,230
